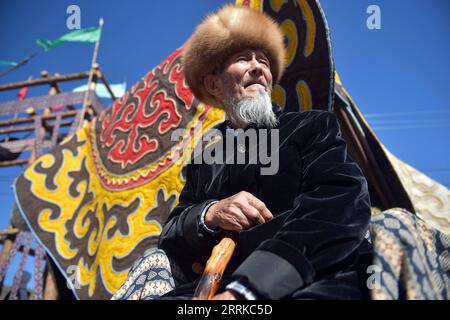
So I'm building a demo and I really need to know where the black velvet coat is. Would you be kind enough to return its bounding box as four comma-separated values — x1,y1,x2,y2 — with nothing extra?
158,105,372,299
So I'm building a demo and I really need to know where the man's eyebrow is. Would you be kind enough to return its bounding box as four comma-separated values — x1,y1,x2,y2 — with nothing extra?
256,53,270,64
234,51,252,58
258,50,269,57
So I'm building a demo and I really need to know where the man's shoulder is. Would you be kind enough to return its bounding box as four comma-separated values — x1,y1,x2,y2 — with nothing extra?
279,109,335,121
278,109,338,132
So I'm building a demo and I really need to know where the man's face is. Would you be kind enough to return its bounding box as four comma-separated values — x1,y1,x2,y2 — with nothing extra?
218,49,273,102
205,49,277,128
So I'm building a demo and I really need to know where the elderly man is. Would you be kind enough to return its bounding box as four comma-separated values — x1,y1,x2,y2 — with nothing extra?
113,5,372,300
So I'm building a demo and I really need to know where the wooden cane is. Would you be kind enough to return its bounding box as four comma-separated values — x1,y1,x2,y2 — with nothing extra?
193,232,237,299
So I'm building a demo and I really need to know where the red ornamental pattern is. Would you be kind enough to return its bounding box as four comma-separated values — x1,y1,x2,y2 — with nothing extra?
100,49,183,166
91,47,209,190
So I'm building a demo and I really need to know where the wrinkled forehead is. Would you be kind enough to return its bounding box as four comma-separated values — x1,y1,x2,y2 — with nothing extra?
226,48,270,62
216,48,271,73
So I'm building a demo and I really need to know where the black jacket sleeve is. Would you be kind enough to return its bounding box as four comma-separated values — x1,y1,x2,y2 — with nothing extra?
158,163,223,275
232,111,371,299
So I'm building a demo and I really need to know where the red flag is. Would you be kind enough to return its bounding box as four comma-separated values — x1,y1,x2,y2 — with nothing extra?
17,87,28,101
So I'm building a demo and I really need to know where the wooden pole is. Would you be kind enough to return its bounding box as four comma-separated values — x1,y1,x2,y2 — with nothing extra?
0,71,90,91
0,110,78,127
0,228,20,236
97,69,116,100
0,52,39,79
0,159,28,167
77,18,104,129
0,120,73,135
0,238,35,257
334,102,394,209
5,75,32,143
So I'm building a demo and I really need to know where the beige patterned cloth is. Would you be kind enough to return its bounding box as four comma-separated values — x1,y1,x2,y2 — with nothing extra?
111,248,175,300
369,208,450,299
383,147,450,235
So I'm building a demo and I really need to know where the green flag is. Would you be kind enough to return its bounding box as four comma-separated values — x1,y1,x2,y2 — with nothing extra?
36,26,101,51
0,60,18,68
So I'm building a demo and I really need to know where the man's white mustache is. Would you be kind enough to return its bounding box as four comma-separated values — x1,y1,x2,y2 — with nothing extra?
243,78,267,89
235,90,278,128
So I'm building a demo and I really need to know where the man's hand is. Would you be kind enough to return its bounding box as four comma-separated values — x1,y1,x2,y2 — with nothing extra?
204,191,273,232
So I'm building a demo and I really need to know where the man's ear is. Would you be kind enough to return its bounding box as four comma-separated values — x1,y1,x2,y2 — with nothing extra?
203,74,222,98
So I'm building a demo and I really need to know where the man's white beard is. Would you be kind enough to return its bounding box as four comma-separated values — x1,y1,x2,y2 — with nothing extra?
226,89,278,128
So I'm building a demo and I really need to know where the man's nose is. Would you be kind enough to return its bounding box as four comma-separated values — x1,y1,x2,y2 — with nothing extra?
248,58,263,77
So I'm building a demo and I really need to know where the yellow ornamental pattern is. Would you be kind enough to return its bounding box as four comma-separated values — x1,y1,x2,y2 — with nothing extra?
297,0,316,57
296,80,313,112
270,0,316,59
265,0,321,113
23,106,225,297
281,19,298,67
270,0,287,12
272,84,286,108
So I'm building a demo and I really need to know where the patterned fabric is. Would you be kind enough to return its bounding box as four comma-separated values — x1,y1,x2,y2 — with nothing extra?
9,232,32,300
33,243,45,300
382,148,450,235
0,231,25,283
370,208,450,299
12,0,335,300
111,248,179,300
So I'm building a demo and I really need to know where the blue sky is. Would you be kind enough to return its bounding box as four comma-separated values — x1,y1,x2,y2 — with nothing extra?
0,0,449,290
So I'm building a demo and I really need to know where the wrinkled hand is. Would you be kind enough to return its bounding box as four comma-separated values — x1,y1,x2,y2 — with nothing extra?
205,191,273,232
